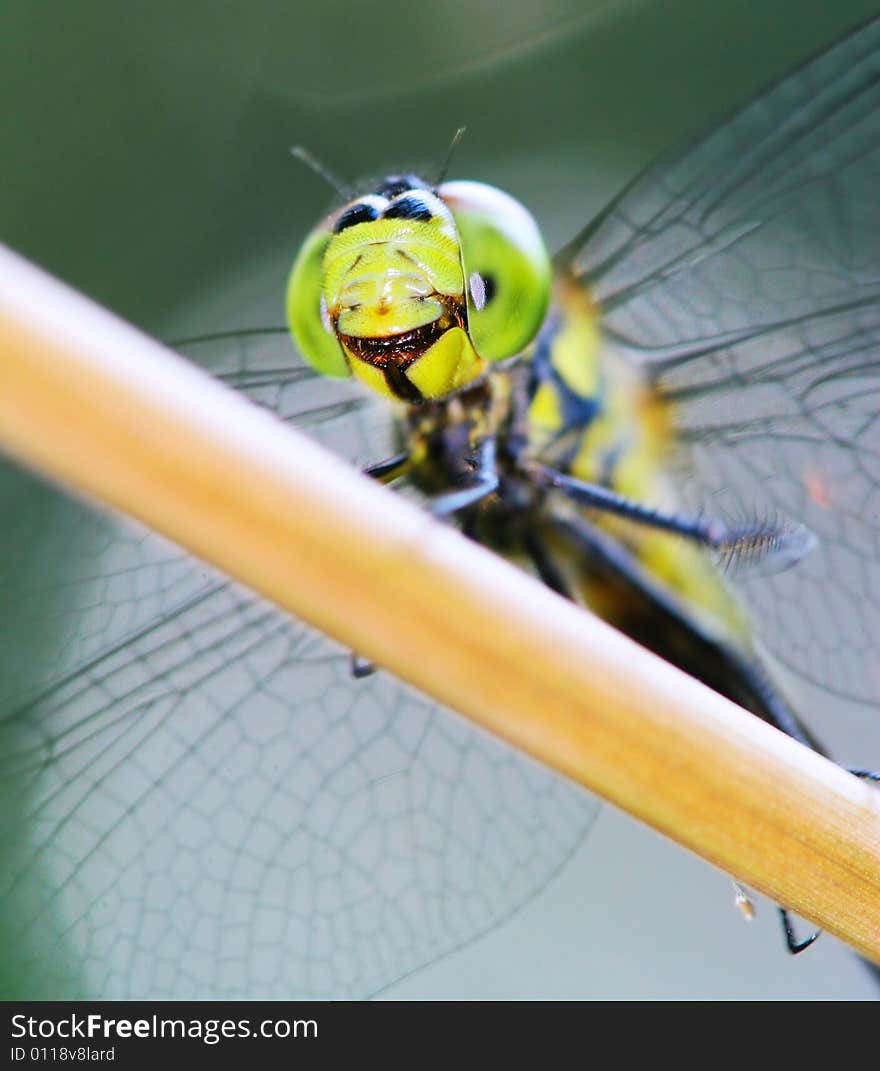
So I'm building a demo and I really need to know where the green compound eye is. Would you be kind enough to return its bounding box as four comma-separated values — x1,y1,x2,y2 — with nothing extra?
438,180,552,363
286,224,350,379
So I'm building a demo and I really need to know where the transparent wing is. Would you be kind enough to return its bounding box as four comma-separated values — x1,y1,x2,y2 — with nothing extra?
0,329,596,998
564,16,880,707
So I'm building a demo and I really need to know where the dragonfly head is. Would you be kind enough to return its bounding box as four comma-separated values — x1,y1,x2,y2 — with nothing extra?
288,176,552,402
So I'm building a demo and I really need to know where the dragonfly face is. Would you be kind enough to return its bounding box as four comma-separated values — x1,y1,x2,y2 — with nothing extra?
287,176,552,402
3,15,879,998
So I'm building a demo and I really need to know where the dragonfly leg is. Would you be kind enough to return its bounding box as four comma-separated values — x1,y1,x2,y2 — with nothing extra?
346,454,413,678
430,438,499,519
779,908,821,955
363,451,410,482
782,772,876,954
353,442,498,675
849,769,880,782
522,530,572,598
527,462,814,571
350,652,375,679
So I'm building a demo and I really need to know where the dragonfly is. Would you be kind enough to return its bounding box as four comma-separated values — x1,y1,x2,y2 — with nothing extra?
1,14,879,998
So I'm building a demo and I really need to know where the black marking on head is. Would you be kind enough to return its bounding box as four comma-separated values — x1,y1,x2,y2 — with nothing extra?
384,195,434,223
384,360,424,403
376,174,430,198
334,201,380,233
481,274,497,304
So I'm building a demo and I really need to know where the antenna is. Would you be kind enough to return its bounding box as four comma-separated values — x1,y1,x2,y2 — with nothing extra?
435,126,467,186
289,146,353,201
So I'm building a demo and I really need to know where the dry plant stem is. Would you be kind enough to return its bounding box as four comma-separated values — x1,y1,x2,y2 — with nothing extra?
1,244,879,963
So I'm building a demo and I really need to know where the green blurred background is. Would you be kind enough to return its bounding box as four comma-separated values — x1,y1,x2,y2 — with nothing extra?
1,0,878,998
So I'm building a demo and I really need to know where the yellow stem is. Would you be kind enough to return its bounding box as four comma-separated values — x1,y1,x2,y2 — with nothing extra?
1,245,878,962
